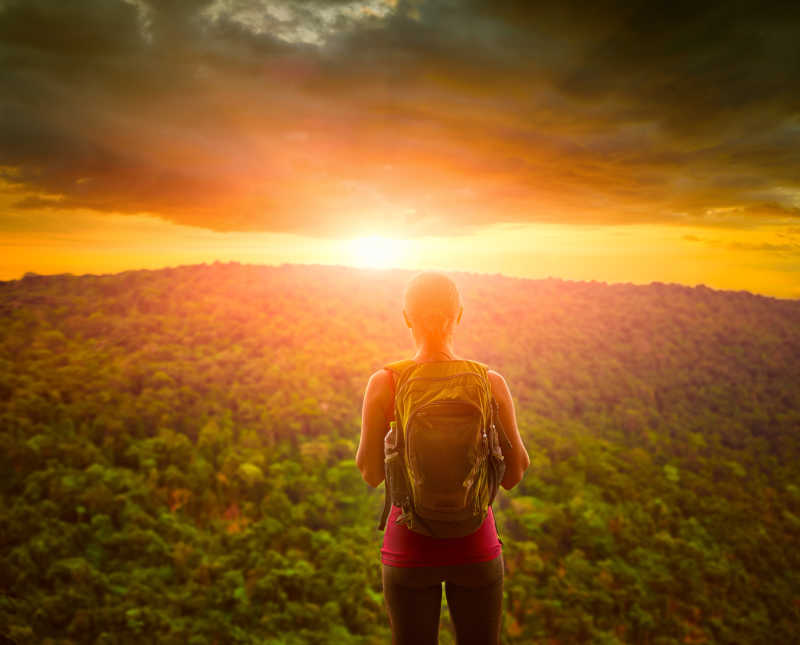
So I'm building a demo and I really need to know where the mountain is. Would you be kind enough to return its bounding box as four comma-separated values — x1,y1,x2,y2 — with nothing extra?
1,263,798,644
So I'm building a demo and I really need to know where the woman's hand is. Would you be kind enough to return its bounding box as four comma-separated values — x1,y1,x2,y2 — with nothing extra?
356,369,393,487
487,370,530,489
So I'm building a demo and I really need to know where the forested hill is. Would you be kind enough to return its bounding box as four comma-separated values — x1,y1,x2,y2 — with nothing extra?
1,263,799,644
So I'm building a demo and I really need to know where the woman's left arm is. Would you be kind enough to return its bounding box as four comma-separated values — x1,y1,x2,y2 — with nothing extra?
356,369,393,487
488,369,530,489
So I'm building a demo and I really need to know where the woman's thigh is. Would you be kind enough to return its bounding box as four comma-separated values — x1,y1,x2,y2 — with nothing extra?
382,565,443,645
444,556,504,645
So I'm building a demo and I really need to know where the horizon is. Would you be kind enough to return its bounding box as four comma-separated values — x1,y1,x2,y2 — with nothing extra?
6,259,798,303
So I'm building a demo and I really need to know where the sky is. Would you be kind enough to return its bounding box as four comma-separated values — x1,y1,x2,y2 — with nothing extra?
1,0,798,297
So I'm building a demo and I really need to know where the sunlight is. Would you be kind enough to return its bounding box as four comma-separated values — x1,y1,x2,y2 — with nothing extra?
346,235,408,269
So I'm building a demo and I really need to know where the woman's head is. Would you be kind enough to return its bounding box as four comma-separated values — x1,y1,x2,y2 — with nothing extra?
403,272,463,343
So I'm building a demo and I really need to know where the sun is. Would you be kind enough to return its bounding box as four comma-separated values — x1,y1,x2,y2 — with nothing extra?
346,235,407,269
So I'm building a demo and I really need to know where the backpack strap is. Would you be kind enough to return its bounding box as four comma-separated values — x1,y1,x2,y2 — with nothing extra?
461,359,511,450
384,359,418,378
377,359,418,531
385,367,395,422
382,359,418,422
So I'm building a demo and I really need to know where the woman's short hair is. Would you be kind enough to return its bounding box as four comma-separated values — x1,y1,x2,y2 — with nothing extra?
403,272,461,338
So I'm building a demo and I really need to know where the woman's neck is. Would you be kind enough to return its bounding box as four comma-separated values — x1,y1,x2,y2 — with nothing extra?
413,338,458,362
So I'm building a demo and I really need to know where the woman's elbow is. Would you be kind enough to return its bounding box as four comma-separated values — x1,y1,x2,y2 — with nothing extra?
356,457,384,488
501,455,530,490
362,469,384,488
501,471,522,490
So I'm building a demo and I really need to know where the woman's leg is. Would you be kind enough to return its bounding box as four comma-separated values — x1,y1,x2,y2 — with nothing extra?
382,564,443,645
444,555,504,645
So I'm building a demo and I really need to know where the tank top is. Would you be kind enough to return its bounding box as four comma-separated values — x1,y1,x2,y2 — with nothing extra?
381,504,502,567
380,361,503,568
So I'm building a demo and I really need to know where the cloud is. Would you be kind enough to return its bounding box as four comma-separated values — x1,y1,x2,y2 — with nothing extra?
1,0,799,235
726,241,800,253
682,230,800,257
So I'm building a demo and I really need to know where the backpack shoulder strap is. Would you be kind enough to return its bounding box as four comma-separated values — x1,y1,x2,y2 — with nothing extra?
382,366,398,422
384,359,420,409
384,359,418,375
377,359,415,531
461,359,492,403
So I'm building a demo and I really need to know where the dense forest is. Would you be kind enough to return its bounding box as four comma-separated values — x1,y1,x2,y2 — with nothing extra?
1,263,799,644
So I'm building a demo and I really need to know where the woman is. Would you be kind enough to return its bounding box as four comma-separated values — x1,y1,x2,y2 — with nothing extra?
357,272,530,645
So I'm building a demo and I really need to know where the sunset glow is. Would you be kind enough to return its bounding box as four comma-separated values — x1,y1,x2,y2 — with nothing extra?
346,236,408,270
0,1,797,298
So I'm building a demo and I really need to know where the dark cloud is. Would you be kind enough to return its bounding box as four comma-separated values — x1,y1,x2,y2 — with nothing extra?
1,0,799,234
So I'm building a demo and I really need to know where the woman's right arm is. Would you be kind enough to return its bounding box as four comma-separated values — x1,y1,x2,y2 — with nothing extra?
356,369,393,488
488,370,530,489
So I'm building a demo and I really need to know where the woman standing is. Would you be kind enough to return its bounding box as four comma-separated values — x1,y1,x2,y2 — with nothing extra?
357,272,530,644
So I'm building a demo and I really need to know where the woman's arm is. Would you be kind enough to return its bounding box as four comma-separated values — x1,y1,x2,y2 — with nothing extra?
356,369,393,487
487,370,530,489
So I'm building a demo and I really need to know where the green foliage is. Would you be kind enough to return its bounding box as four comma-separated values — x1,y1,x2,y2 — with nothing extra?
1,263,799,643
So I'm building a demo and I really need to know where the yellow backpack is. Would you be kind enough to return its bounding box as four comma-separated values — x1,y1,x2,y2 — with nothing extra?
378,359,508,538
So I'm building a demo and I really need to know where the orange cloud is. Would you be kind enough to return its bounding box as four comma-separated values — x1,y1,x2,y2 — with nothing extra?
0,0,798,238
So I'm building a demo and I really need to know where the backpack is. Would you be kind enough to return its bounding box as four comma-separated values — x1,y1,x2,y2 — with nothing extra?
378,358,509,538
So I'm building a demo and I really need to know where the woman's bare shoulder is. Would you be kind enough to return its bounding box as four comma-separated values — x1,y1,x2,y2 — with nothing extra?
364,367,395,414
486,369,512,402
366,367,393,392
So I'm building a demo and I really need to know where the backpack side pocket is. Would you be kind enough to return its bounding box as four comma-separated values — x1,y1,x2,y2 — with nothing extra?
487,398,507,504
384,422,409,507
